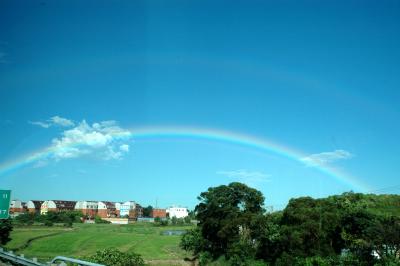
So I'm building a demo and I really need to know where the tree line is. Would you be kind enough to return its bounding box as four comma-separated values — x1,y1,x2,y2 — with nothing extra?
181,182,400,266
13,210,84,227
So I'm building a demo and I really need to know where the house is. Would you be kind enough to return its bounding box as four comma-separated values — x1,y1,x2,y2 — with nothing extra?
115,202,121,217
75,201,98,218
97,201,118,218
151,208,167,218
9,200,25,215
167,206,189,218
27,200,44,214
120,201,143,219
136,204,143,218
40,200,77,215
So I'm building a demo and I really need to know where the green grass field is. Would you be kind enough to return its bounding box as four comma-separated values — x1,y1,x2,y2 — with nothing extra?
5,223,194,265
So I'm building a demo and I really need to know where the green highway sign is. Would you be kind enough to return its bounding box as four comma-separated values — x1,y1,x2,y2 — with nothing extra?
0,190,11,219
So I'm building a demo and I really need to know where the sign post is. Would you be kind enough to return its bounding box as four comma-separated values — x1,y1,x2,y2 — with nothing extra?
0,190,11,219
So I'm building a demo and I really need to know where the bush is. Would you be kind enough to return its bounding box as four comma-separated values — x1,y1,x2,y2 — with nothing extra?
198,251,212,266
180,228,204,255
44,220,53,227
0,219,13,245
94,216,111,224
154,216,168,226
184,216,191,224
227,241,256,266
87,248,144,266
14,213,36,225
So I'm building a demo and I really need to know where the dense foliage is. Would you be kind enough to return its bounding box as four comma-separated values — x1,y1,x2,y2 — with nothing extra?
94,215,111,224
14,211,83,226
142,205,153,217
190,182,266,265
86,248,144,266
0,219,13,245
182,184,400,266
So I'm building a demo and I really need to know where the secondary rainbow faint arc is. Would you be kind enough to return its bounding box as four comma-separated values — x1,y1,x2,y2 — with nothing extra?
0,126,370,191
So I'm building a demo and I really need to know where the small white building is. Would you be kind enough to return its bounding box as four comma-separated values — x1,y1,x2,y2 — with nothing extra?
167,206,189,219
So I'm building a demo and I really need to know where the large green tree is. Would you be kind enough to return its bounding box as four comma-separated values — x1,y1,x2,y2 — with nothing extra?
279,197,344,258
194,182,265,260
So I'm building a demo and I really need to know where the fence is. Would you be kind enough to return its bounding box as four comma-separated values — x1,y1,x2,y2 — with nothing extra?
0,248,104,266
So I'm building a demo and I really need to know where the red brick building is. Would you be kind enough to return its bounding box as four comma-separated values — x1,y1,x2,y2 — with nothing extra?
151,208,167,218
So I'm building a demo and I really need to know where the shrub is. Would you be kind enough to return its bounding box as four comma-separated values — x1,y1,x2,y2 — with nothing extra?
0,219,13,245
87,248,144,266
44,220,53,227
94,216,111,224
198,251,212,266
180,228,204,255
184,216,191,224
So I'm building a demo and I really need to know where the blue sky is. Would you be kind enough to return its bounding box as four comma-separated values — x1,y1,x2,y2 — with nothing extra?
1,1,400,209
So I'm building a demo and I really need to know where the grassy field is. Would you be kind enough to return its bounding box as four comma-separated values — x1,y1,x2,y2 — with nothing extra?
5,223,194,265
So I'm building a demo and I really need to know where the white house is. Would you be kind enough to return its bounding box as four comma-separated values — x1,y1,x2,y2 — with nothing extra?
167,206,189,218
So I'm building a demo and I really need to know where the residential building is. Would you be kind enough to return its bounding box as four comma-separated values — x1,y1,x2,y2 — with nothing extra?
40,200,77,215
75,201,98,218
120,201,143,219
97,201,117,218
9,200,25,215
151,208,167,218
27,200,44,214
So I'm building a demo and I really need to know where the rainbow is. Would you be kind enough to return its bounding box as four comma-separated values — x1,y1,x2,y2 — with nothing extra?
0,126,371,191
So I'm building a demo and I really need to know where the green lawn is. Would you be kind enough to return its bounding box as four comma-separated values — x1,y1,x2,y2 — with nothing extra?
5,223,193,264
5,226,71,250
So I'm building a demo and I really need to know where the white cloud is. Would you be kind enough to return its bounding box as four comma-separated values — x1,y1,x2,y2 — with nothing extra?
217,169,271,186
49,116,75,127
34,119,131,165
29,121,50,128
29,116,74,128
119,144,129,152
301,149,354,167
